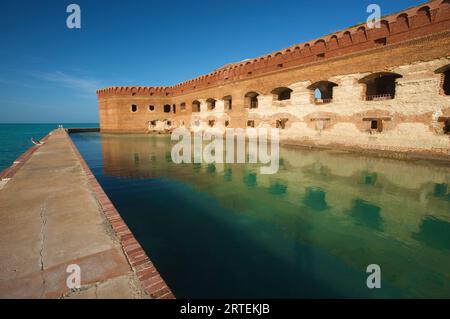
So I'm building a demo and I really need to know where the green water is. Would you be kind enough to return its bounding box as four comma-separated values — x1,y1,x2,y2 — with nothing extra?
71,132,450,298
0,124,98,172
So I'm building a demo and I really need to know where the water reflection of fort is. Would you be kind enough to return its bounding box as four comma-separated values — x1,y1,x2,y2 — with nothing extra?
100,133,450,297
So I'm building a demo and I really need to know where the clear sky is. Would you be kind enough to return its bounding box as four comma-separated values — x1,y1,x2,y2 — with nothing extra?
0,0,425,123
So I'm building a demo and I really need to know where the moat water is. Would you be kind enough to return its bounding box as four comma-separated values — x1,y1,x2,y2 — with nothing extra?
71,132,450,298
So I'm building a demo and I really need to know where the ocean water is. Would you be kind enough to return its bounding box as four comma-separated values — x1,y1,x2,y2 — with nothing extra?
71,132,450,298
0,123,98,172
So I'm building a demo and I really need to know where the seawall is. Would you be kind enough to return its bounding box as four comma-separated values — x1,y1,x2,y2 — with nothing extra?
0,129,174,299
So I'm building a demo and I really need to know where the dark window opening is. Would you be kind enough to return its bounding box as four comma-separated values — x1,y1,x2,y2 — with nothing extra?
359,72,402,101
307,81,338,105
163,104,171,113
180,102,186,111
172,104,176,114
167,121,172,126
369,119,383,133
271,87,293,101
207,98,216,111
131,104,137,112
317,53,325,59
443,70,450,95
435,65,450,95
247,120,255,128
149,105,155,111
245,92,259,109
374,38,387,46
276,118,288,129
225,120,230,127
444,119,450,135
150,120,156,126
208,120,215,127
277,63,283,68
223,96,232,111
192,101,200,113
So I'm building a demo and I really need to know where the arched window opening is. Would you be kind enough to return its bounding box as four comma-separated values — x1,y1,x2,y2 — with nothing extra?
307,81,338,105
149,105,155,112
131,104,137,112
180,102,186,111
192,100,201,113
223,95,232,111
206,98,216,111
271,87,293,101
163,104,171,113
245,92,259,109
359,72,403,101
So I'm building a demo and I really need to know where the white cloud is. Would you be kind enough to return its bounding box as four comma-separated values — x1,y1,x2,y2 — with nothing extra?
30,71,102,94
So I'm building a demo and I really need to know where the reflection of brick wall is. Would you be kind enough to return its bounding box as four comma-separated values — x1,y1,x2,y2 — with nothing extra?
97,1,450,155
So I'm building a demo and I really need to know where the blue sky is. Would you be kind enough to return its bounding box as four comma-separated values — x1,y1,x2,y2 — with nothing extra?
0,0,424,123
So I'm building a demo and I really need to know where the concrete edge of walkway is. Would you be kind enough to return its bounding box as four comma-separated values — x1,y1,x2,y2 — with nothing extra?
65,129,175,299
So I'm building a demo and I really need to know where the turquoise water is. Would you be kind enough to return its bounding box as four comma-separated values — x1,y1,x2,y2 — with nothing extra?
0,124,98,172
71,133,450,298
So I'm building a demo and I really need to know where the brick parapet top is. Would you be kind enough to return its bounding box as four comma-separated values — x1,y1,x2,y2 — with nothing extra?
97,0,450,98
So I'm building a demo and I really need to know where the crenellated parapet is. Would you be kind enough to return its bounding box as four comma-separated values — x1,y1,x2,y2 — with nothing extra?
97,86,173,98
98,0,450,98
177,0,448,90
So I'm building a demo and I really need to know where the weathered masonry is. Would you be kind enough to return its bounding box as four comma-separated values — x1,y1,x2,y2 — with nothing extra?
97,0,450,156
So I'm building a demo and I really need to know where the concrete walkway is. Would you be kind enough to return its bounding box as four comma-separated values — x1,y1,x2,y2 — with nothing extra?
0,129,147,298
